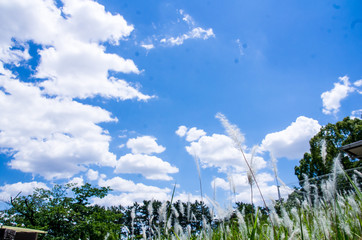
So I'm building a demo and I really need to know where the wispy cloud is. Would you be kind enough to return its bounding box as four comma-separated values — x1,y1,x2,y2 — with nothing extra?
140,43,155,50
160,27,214,46
236,39,247,56
141,9,215,49
179,9,195,26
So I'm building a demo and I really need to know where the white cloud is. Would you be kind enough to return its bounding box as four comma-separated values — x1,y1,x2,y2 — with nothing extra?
93,192,170,207
212,177,231,190
173,192,203,203
0,181,49,202
176,126,188,137
161,27,214,46
211,173,292,205
87,169,99,181
0,77,117,180
0,0,152,100
95,177,202,206
0,0,155,179
321,76,356,115
179,9,195,26
95,177,171,206
351,109,362,119
0,0,61,47
175,126,206,142
139,9,214,49
99,177,170,193
160,9,214,47
115,154,179,181
180,116,294,206
186,134,266,173
236,39,245,56
126,136,165,154
354,79,362,87
185,127,206,142
36,41,150,100
61,0,134,44
68,177,84,186
260,116,321,160
141,43,155,50
234,183,292,205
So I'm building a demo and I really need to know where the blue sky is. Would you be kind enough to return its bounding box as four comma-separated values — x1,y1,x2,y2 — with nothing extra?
0,0,361,207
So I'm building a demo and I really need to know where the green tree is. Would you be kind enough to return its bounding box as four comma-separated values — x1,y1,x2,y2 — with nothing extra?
0,183,123,240
295,117,362,190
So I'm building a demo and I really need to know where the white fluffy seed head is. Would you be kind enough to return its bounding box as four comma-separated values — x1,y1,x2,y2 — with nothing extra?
215,113,245,150
320,139,327,164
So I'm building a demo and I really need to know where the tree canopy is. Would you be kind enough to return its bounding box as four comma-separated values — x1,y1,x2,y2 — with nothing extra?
0,184,214,239
0,183,122,240
295,117,362,189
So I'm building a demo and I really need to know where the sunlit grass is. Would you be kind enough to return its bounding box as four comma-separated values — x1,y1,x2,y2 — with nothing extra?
126,163,362,240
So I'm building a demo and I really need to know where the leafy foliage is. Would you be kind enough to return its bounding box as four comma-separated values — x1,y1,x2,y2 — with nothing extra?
295,117,362,189
0,183,122,240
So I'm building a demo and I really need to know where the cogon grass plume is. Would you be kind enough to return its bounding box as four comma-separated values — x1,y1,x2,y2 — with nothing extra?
320,139,327,164
227,173,237,204
270,153,282,202
215,113,273,224
248,146,258,207
192,153,204,203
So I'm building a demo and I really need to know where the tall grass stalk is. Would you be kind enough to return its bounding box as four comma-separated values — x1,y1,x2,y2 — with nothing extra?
248,146,258,207
215,113,275,231
111,131,361,240
270,153,282,201
192,153,203,203
142,186,361,239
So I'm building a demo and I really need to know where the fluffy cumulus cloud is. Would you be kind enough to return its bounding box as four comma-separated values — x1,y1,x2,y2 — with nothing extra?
68,177,84,186
99,177,170,193
36,42,149,100
186,127,207,142
87,169,99,181
186,134,266,173
176,126,206,142
176,126,188,137
321,76,361,115
0,76,117,179
95,177,202,206
180,116,294,206
115,154,179,181
260,116,321,160
212,177,231,190
94,177,171,206
126,136,166,154
0,0,153,180
0,181,49,202
211,173,292,205
61,0,134,44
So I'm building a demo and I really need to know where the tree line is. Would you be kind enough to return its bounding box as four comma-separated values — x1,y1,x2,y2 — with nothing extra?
0,182,271,239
